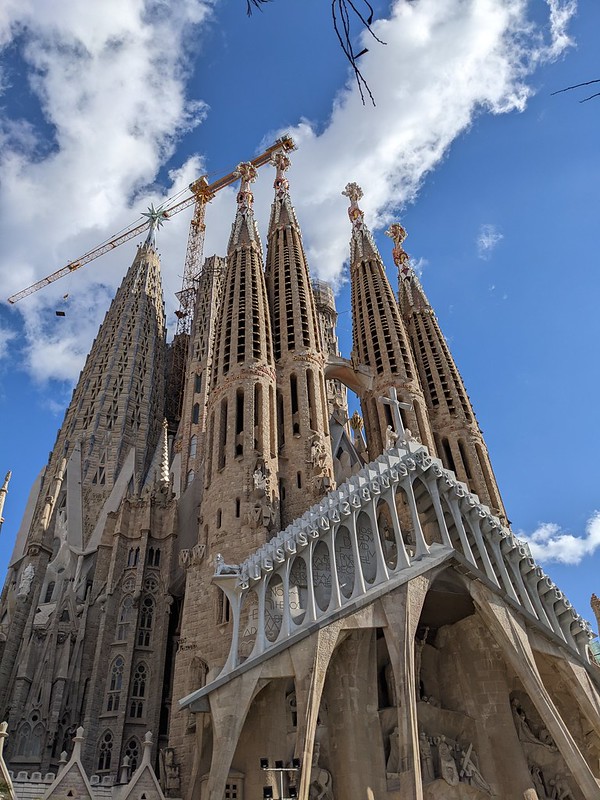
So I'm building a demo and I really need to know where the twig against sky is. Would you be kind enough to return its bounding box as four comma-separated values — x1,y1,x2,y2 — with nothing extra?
246,0,386,105
551,78,600,102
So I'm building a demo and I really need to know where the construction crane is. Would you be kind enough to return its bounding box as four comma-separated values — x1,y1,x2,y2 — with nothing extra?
7,134,296,311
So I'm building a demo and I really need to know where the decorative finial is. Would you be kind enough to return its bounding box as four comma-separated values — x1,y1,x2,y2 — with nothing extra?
386,223,411,277
234,162,258,211
0,470,12,532
271,149,291,197
160,419,170,488
142,204,169,249
342,182,365,227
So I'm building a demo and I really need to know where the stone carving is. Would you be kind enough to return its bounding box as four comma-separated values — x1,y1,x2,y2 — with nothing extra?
384,662,397,708
179,543,205,569
459,744,491,794
386,726,400,774
215,554,240,576
253,466,267,494
419,732,435,783
548,775,574,799
415,626,429,695
385,425,399,450
436,735,459,786
17,563,35,598
159,747,181,796
512,698,557,751
309,741,333,800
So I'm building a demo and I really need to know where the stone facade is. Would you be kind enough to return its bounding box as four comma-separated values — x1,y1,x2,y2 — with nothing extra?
1,155,599,800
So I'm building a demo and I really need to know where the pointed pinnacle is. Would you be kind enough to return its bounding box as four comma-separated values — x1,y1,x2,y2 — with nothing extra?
142,204,169,248
160,419,170,488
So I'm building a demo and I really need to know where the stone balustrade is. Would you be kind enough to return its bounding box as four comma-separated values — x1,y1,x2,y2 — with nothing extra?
182,442,593,709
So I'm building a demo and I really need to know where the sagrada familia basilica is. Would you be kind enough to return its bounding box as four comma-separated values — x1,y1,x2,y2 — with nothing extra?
0,143,600,800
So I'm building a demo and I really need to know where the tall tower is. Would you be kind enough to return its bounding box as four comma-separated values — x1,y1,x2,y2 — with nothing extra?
177,254,227,492
312,279,349,420
0,219,168,772
169,165,280,791
265,150,334,526
390,223,506,520
343,183,434,458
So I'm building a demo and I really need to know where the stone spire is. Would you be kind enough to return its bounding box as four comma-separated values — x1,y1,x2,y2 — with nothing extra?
343,183,434,458
171,162,280,718
266,148,334,525
0,471,11,533
390,223,507,519
591,594,600,634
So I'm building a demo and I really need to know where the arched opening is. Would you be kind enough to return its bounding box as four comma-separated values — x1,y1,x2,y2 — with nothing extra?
265,574,284,642
312,541,332,612
238,589,259,661
334,525,355,599
289,556,308,625
356,510,377,584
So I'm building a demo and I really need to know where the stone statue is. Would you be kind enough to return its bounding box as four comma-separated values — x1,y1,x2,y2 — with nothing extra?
17,563,35,598
214,554,240,576
159,747,181,795
460,745,491,794
309,435,327,472
309,741,333,800
385,425,399,450
414,626,429,695
437,736,459,786
548,775,574,799
419,732,435,783
512,699,556,751
386,727,400,774
530,764,548,799
384,662,398,708
253,466,267,493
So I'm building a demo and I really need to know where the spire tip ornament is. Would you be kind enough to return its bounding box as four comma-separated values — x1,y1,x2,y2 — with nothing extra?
142,204,168,249
386,222,411,276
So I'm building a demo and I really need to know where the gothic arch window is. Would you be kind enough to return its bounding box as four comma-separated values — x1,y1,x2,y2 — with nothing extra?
31,722,45,757
137,597,154,647
127,547,140,567
124,737,140,772
189,435,197,458
15,722,31,756
117,596,133,641
97,730,113,771
147,547,161,567
107,656,124,711
44,581,55,603
187,469,195,488
192,403,200,424
129,662,147,718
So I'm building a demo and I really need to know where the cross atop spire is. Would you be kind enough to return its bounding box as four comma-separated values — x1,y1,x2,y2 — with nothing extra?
142,204,168,249
342,182,378,263
271,149,291,197
235,161,258,211
386,222,412,278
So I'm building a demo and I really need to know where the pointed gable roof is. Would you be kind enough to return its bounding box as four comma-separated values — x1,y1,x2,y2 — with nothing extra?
42,728,94,800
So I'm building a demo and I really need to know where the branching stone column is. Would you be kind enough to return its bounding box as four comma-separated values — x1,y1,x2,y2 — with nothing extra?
470,582,600,800
205,669,263,800
290,621,344,800
380,576,431,800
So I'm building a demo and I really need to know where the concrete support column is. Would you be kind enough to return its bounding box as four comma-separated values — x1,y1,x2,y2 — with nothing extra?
380,577,430,800
470,582,600,800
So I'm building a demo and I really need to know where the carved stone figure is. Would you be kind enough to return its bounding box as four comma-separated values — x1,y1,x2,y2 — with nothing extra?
384,662,397,708
17,563,35,598
460,745,491,794
386,726,400,774
419,732,435,783
253,466,267,493
214,554,240,575
159,747,181,795
385,425,399,450
512,698,557,751
309,741,333,800
309,435,327,473
530,763,547,799
548,775,574,799
437,736,459,786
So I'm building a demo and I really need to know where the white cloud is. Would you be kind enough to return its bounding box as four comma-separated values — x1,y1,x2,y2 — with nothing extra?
0,0,214,382
0,323,16,360
259,0,573,286
519,512,600,565
0,0,576,383
477,223,504,259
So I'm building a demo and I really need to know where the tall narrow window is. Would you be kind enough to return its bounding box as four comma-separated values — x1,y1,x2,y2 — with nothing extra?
117,596,133,641
189,435,197,458
98,731,113,771
218,397,228,470
235,389,244,457
290,374,300,436
192,403,200,425
129,663,147,719
457,439,472,481
254,383,263,452
107,657,124,711
306,370,316,430
137,597,154,647
44,582,55,603
124,738,140,772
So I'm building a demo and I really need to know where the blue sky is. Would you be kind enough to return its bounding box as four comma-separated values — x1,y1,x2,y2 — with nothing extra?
0,0,599,621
